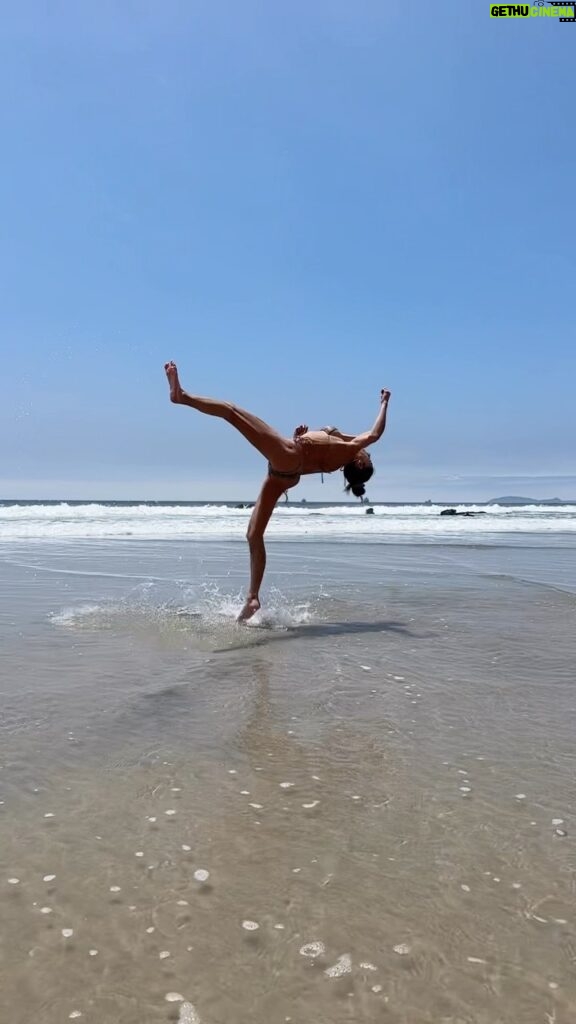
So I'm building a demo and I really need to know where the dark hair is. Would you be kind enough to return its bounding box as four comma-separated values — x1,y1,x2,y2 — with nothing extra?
343,457,374,498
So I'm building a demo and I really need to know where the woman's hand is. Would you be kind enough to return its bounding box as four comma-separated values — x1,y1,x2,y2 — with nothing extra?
380,389,391,404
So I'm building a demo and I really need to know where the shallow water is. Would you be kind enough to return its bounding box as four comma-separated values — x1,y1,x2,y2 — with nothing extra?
1,539,575,1023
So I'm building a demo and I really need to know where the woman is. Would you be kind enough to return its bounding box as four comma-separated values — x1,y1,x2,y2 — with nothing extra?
165,362,391,621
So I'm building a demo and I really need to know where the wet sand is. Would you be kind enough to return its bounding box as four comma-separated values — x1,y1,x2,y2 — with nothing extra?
1,540,575,1023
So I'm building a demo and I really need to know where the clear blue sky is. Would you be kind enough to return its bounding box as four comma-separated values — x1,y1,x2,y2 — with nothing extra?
1,2,574,501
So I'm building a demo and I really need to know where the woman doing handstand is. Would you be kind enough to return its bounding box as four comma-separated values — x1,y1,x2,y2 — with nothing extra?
165,362,391,621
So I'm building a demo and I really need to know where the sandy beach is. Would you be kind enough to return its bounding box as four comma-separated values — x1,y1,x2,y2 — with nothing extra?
1,513,575,1023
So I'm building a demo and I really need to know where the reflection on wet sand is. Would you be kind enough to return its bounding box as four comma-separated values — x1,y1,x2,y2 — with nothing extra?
1,539,576,1023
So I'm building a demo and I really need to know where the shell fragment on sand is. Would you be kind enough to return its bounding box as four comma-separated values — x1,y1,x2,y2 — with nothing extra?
393,943,411,955
299,941,326,958
325,953,352,978
178,1003,201,1024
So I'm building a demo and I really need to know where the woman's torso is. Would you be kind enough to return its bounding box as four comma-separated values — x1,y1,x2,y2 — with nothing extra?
295,432,352,475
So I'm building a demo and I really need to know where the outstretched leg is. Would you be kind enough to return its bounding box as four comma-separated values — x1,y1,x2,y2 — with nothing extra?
165,362,299,472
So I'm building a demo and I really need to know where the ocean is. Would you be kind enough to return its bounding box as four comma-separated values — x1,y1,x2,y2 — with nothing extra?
1,500,575,1024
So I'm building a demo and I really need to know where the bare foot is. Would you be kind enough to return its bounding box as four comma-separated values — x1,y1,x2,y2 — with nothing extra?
293,424,309,440
165,361,184,403
237,596,261,622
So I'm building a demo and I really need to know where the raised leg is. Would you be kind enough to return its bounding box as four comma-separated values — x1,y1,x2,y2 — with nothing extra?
165,362,299,471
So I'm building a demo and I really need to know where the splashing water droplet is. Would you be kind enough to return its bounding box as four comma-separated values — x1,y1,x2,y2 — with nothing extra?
165,992,184,1002
109,886,121,893
159,950,171,959
393,943,411,955
242,920,259,931
7,878,20,885
62,929,74,939
89,949,99,956
194,869,210,883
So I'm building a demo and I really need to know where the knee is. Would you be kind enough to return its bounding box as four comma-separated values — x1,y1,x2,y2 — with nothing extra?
246,524,261,546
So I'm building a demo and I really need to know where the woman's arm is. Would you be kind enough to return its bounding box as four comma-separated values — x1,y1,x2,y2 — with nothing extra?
347,389,391,451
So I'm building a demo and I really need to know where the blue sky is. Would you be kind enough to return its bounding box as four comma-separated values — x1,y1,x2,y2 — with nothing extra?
1,2,574,501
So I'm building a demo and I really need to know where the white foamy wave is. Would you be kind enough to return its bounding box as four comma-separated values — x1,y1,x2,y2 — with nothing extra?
1,501,575,542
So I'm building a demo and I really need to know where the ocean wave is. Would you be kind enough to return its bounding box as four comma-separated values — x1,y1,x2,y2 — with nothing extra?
0,502,575,542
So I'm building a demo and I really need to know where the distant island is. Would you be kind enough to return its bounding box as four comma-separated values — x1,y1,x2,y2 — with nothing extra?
489,496,567,505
